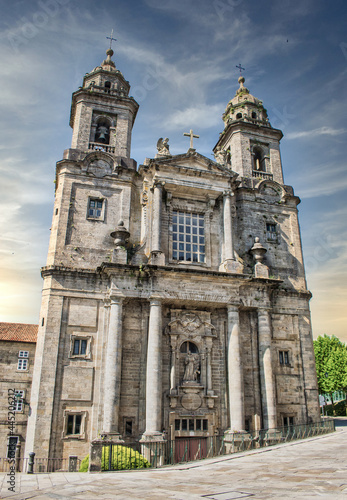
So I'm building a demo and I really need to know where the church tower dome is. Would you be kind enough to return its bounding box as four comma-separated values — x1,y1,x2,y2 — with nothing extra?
214,76,284,184
222,76,270,127
68,48,139,158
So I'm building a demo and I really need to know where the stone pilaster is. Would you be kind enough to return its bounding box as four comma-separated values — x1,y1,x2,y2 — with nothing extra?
150,180,165,265
225,305,244,432
103,288,125,435
219,191,243,273
258,308,277,430
142,295,164,439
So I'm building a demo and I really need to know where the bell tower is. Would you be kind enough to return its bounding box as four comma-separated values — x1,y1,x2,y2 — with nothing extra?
69,48,138,158
214,76,284,185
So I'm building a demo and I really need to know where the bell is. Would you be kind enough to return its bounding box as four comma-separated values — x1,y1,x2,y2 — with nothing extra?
96,125,109,144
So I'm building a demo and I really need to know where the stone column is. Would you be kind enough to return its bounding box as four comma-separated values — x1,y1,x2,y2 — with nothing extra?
103,289,124,435
226,305,244,432
206,340,213,395
223,191,234,261
258,308,277,430
150,181,165,266
170,336,178,394
143,296,163,437
219,191,243,273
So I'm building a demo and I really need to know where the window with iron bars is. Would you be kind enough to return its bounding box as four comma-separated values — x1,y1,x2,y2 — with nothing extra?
172,211,205,263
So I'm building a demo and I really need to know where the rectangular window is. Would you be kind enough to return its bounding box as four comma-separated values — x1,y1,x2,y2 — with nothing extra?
283,416,294,427
175,419,180,431
203,419,208,431
73,339,87,356
70,336,91,359
125,420,133,436
14,390,25,412
87,198,105,220
266,223,277,241
17,351,29,371
66,414,82,435
172,211,205,263
181,419,188,431
195,419,201,431
279,351,290,365
7,437,19,459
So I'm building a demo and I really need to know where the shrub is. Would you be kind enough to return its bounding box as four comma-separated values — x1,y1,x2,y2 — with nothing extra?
324,400,347,417
79,445,151,472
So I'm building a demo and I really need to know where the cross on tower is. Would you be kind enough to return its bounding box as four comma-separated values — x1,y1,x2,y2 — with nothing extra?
106,29,117,49
236,63,245,75
183,129,200,150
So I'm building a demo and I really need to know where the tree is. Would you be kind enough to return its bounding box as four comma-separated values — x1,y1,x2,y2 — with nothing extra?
313,335,347,415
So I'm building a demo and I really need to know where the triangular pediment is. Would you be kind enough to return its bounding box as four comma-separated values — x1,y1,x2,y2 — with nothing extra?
149,151,237,178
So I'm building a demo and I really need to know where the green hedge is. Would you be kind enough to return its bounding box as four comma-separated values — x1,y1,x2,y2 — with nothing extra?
323,399,347,417
79,445,151,472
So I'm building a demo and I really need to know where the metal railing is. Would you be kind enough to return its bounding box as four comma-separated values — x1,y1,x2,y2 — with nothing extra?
0,457,81,473
101,419,335,470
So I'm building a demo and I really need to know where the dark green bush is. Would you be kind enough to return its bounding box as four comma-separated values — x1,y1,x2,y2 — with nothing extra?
79,445,150,472
324,399,347,417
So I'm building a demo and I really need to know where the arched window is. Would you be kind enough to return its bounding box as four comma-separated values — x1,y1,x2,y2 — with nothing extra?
251,111,257,119
95,120,110,144
253,147,266,171
236,112,242,119
180,341,198,354
104,81,111,94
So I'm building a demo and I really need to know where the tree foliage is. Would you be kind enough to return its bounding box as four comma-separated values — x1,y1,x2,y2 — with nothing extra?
313,335,347,414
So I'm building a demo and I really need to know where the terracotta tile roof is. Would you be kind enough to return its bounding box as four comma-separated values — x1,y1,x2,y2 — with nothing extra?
0,323,38,343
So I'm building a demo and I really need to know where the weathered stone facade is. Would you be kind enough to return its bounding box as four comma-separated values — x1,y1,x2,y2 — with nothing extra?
25,51,320,460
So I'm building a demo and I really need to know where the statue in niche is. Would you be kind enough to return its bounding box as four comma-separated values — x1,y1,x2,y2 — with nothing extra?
156,137,171,157
183,351,200,383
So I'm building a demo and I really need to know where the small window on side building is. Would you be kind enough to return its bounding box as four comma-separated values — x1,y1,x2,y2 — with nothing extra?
279,350,290,365
17,351,29,371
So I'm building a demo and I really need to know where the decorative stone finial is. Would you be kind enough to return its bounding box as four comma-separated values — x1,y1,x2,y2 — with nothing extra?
102,48,116,70
110,220,130,247
250,237,267,263
236,76,249,96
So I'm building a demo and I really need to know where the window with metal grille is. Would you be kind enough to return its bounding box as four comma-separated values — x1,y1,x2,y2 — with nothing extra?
172,211,205,263
7,436,19,459
283,416,294,427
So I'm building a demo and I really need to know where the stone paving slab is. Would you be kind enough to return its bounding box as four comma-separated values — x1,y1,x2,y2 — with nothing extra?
1,423,347,499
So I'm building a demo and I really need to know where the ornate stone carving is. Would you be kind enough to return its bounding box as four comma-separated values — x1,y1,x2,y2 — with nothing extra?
156,137,171,157
87,158,112,177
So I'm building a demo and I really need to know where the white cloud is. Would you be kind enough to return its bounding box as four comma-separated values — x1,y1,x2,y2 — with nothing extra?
287,127,347,140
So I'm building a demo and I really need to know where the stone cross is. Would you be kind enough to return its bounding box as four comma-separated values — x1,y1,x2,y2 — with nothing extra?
106,29,117,49
183,129,200,149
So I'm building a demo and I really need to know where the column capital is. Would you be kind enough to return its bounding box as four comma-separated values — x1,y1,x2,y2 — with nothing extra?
149,294,163,306
227,304,240,313
151,179,165,190
223,189,233,198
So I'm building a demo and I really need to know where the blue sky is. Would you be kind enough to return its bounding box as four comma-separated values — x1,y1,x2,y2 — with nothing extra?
0,0,346,341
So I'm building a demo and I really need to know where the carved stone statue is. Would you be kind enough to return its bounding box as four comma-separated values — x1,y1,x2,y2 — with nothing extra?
183,351,200,383
156,137,171,157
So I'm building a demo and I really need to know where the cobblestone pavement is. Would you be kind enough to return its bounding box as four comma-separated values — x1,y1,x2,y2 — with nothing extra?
1,420,347,500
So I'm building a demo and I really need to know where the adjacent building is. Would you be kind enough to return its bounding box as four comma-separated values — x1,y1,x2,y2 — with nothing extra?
0,323,37,462
24,48,320,461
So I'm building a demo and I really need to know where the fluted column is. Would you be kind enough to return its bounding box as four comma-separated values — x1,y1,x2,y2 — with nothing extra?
226,305,244,431
144,296,163,436
258,308,277,429
103,290,125,434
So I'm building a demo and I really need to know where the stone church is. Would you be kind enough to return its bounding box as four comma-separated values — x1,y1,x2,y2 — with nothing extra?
25,48,320,461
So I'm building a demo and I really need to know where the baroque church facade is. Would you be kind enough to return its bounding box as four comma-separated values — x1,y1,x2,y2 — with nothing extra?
25,48,320,460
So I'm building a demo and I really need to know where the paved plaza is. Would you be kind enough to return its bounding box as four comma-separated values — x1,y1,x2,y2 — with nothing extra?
1,419,347,500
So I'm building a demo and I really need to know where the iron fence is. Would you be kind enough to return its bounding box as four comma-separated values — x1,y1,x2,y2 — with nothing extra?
0,419,334,473
0,456,81,473
103,419,335,470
